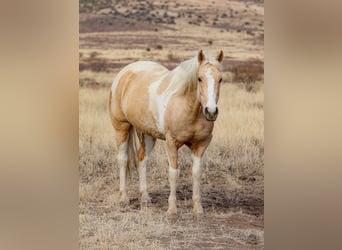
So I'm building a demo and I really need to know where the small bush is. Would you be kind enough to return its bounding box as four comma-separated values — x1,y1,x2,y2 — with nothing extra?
231,59,264,92
167,52,175,62
247,30,254,36
89,51,100,59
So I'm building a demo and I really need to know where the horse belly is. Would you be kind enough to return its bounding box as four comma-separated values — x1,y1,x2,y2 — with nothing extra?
121,73,166,140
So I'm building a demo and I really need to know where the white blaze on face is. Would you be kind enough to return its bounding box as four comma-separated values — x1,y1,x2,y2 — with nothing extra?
204,69,217,112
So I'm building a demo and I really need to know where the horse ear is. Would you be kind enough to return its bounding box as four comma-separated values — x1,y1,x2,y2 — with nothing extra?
216,50,224,63
198,50,205,64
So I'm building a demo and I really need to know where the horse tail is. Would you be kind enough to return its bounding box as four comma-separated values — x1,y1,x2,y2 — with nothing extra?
126,126,142,177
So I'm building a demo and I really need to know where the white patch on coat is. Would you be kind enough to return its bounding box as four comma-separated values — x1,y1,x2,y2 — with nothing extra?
204,69,217,112
111,61,168,100
148,74,176,135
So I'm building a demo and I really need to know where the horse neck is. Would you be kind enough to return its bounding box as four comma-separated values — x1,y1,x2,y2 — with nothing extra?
182,85,202,119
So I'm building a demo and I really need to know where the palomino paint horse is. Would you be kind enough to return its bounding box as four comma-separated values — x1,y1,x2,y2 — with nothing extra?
109,50,224,215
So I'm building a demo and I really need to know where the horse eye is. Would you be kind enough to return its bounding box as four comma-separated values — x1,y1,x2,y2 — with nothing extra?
198,77,202,82
219,78,222,83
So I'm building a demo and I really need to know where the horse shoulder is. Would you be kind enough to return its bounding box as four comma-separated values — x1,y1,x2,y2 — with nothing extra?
165,102,213,145
192,117,214,143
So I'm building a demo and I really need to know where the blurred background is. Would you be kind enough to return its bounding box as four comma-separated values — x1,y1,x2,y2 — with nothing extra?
79,0,264,88
79,0,265,249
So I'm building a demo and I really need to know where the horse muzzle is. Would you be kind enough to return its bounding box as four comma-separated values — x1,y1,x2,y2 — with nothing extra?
204,107,218,121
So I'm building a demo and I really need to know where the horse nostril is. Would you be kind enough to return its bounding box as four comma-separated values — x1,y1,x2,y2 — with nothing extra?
214,108,218,115
205,107,209,114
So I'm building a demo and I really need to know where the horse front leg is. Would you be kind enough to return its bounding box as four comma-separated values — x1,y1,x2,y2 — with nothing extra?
165,135,179,215
191,154,204,215
191,135,212,215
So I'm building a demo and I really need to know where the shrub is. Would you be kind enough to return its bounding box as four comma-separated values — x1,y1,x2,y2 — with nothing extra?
167,52,175,62
231,59,264,92
89,51,100,59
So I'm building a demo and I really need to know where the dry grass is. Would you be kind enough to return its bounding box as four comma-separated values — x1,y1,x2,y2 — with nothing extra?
79,0,264,248
79,83,264,249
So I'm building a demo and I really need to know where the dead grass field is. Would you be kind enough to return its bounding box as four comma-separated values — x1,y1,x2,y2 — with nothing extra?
79,84,264,249
80,0,264,249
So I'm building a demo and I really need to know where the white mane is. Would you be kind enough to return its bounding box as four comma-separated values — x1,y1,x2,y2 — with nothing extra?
164,52,223,96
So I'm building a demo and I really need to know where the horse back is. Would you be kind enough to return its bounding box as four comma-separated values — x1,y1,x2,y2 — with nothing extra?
109,61,169,139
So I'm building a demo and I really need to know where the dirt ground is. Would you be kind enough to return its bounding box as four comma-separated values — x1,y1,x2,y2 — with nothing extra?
80,171,264,249
79,139,264,249
79,0,264,249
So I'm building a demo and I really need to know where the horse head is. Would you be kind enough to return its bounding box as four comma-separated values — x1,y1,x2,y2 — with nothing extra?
196,50,224,121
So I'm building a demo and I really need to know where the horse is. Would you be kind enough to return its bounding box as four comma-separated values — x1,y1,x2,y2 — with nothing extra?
109,50,224,215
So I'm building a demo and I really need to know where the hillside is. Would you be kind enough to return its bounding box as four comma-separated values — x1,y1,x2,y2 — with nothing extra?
79,0,264,87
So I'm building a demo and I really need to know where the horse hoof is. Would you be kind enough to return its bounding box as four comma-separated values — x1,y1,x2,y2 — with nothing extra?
193,208,204,216
193,204,204,216
119,195,130,207
141,192,151,205
166,207,178,216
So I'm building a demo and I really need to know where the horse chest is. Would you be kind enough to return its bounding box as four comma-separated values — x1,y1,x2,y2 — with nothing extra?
170,116,213,144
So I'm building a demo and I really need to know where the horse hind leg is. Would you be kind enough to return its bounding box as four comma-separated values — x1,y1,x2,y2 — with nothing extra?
115,124,131,206
138,133,156,205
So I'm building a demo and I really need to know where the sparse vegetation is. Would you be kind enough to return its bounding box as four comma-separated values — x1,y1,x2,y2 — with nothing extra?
79,0,264,248
79,84,264,249
89,51,100,59
232,59,264,92
166,52,175,62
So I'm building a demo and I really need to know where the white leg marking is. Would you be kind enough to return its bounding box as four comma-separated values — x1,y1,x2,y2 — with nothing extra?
205,69,217,113
192,154,204,214
139,135,154,193
168,166,178,202
139,158,147,193
117,141,128,193
167,166,178,214
191,154,202,203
